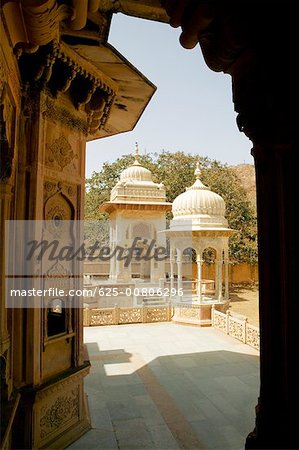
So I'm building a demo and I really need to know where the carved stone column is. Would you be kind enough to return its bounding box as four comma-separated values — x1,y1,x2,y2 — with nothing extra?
224,256,229,301
214,258,219,299
216,259,223,302
7,34,118,448
0,133,14,401
245,142,297,450
10,87,92,449
196,256,202,303
0,35,20,408
176,249,183,297
162,1,297,448
169,247,175,292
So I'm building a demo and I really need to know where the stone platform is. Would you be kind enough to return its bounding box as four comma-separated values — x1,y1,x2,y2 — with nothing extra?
68,322,259,450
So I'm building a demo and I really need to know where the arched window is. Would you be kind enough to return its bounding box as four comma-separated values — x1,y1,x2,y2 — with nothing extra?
183,247,197,262
132,222,151,239
47,299,66,337
203,247,217,265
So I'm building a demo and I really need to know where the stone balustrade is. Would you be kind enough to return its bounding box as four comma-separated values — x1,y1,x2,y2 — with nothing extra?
83,305,260,352
83,306,172,327
212,306,260,350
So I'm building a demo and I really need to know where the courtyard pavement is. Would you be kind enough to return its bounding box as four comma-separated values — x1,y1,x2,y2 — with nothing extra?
68,323,259,450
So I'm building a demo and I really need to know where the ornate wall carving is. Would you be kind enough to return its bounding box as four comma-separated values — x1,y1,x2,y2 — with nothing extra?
43,180,77,205
213,310,227,333
32,367,90,448
84,307,172,326
39,387,79,440
3,0,73,50
41,96,88,134
246,324,260,350
45,199,72,222
46,134,77,171
228,317,246,342
14,39,117,137
119,308,142,324
212,308,259,350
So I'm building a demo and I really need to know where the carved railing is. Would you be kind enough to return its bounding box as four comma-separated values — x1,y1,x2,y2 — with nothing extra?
84,305,260,350
83,306,172,327
212,306,260,350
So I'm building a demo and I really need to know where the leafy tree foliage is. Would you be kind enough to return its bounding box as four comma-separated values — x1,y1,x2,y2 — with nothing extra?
85,151,257,264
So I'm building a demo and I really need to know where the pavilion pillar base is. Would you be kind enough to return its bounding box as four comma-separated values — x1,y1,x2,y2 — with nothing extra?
12,364,91,450
172,301,229,327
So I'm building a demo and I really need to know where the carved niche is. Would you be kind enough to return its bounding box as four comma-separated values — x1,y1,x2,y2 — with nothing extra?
43,190,75,270
44,191,74,220
44,180,77,204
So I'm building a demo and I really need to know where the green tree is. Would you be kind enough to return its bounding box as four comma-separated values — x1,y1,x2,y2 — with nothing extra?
85,151,257,264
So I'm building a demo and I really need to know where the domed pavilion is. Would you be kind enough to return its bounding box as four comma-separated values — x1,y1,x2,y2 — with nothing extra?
100,143,172,283
162,162,235,322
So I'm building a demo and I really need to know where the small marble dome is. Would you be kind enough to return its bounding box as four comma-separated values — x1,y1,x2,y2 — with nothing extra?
116,142,152,183
120,159,153,182
109,143,167,203
171,162,228,229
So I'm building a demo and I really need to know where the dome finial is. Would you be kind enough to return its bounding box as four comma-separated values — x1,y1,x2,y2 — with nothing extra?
195,161,201,179
134,142,139,162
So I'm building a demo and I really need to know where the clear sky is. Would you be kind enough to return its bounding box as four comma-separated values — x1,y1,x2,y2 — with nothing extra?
86,13,253,178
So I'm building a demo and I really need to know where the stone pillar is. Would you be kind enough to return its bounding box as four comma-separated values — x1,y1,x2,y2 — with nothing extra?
0,179,14,400
0,47,20,401
115,247,123,281
9,88,92,448
109,242,116,279
3,28,118,444
177,249,183,298
162,1,297,447
122,247,131,281
229,25,297,450
224,257,229,301
170,247,175,292
214,260,219,299
196,256,202,303
0,186,12,352
216,259,223,301
246,143,297,450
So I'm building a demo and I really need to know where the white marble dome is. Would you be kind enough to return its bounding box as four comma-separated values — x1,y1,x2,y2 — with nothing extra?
120,159,153,182
109,144,167,203
171,163,228,229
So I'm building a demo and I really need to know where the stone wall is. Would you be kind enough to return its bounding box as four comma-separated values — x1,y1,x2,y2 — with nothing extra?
192,262,258,284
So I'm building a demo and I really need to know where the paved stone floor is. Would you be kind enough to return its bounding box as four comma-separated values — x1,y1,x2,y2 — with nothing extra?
68,323,259,450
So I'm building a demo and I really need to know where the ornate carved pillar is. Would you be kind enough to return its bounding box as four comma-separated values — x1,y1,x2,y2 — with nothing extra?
224,256,229,301
214,259,219,299
216,259,223,302
11,88,92,450
0,22,21,414
176,249,183,297
0,98,15,400
245,142,297,450
1,1,157,448
5,33,118,449
196,255,202,303
163,1,297,448
170,247,175,292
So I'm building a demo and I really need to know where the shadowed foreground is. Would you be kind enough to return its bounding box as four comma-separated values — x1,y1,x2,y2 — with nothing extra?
68,323,259,450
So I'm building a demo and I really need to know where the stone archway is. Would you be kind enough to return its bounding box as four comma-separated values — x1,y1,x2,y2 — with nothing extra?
0,1,297,449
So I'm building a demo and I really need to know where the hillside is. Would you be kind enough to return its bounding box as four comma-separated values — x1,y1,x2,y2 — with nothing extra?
231,164,256,210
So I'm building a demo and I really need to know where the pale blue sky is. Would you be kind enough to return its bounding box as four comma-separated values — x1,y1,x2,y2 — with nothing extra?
86,14,253,178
